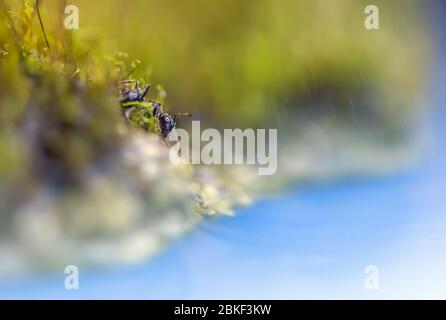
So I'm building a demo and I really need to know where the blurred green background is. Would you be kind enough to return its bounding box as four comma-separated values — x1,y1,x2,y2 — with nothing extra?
34,0,432,129
22,0,431,127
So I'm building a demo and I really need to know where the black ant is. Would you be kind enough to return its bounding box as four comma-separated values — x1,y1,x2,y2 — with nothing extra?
119,80,190,137
33,1,190,138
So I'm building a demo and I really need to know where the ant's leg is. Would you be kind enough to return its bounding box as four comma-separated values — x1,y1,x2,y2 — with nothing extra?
141,85,151,100
172,113,191,126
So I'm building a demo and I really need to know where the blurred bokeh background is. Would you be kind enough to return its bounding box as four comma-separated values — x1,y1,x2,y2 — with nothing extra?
0,0,444,298
34,0,432,129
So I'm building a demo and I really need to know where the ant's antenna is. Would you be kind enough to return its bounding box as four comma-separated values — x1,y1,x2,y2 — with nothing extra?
173,113,192,122
35,0,50,49
174,113,192,117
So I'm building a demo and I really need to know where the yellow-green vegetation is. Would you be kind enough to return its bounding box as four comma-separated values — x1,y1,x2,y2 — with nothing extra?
0,1,167,185
1,1,109,182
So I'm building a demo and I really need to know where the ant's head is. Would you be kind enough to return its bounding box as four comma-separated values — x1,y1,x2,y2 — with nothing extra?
120,88,140,104
120,82,151,104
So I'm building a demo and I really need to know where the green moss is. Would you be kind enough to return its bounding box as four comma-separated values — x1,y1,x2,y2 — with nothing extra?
0,1,168,191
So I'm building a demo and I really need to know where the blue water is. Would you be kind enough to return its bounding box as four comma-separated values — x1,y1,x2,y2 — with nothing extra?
1,152,445,298
1,5,446,299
